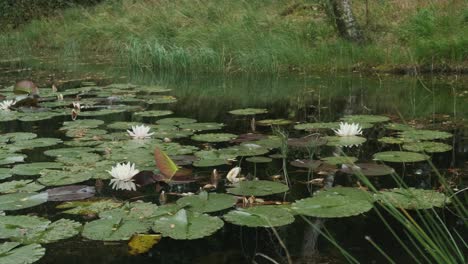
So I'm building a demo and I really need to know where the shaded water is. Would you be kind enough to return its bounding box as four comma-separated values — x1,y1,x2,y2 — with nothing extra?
0,62,467,264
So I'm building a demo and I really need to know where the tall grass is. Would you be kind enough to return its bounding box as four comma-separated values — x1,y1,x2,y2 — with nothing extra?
0,0,466,73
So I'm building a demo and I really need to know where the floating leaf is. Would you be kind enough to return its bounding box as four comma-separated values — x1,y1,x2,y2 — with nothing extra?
0,242,45,264
246,156,272,163
294,122,340,130
191,133,237,143
340,163,395,176
133,110,173,119
321,156,358,165
256,119,292,126
176,192,237,213
384,123,415,131
292,187,374,218
128,234,162,255
157,117,197,126
15,218,82,244
11,162,63,176
376,188,447,209
290,160,322,169
402,142,452,153
0,180,44,193
325,136,366,147
82,216,150,241
38,169,93,186
152,209,224,240
154,147,179,181
223,206,294,227
398,130,452,141
0,168,12,180
229,108,268,116
378,137,414,144
373,151,429,163
227,180,289,196
0,192,48,211
180,122,224,131
340,115,389,123
57,199,123,215
0,215,50,239
47,185,96,201
0,153,26,165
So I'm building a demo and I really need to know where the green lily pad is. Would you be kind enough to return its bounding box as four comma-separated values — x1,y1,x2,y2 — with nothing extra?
147,95,178,104
325,136,367,147
10,138,62,150
384,123,415,131
292,187,374,218
133,110,173,119
321,156,358,165
229,108,268,116
191,133,237,143
378,137,415,144
12,162,63,176
152,209,224,240
0,192,48,211
223,206,294,227
246,156,272,163
18,111,65,122
376,188,447,209
154,129,194,139
106,121,143,130
79,108,127,117
0,153,26,165
44,147,95,158
136,85,172,94
193,159,229,167
38,168,93,186
402,142,452,153
57,199,123,215
15,218,81,244
0,242,45,264
398,130,452,141
176,192,237,213
157,117,197,126
82,216,150,241
0,215,49,239
227,180,289,196
179,122,225,131
340,163,395,176
0,132,37,142
0,180,44,193
61,119,104,130
373,151,429,163
156,142,198,155
256,119,293,126
294,122,340,130
340,115,389,123
0,168,12,180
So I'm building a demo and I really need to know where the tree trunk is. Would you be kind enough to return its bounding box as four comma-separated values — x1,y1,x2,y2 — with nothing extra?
329,0,364,43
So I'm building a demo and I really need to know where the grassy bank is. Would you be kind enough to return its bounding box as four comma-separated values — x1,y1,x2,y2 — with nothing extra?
0,0,467,74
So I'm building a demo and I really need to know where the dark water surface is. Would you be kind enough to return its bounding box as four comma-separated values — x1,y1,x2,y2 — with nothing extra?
0,62,467,264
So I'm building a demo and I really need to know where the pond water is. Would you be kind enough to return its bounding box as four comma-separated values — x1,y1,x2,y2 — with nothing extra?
0,62,466,264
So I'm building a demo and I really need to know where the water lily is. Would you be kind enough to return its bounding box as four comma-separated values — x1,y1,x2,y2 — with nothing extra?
333,122,362,137
0,100,16,111
127,125,154,139
226,166,242,184
108,162,140,191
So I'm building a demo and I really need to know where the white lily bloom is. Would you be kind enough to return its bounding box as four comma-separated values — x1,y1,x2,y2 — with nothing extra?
72,102,81,110
0,100,16,111
108,162,140,191
333,122,362,137
226,166,242,184
127,125,154,139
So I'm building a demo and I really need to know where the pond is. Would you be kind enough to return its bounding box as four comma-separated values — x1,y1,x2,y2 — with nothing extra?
0,62,466,264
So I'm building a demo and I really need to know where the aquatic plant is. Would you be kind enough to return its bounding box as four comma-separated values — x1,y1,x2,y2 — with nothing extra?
332,122,363,137
127,124,154,139
0,100,16,111
108,162,139,191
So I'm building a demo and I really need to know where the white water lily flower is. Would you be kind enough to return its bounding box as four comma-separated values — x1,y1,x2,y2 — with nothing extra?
0,100,16,111
108,162,140,191
333,122,362,137
127,124,154,139
226,166,242,184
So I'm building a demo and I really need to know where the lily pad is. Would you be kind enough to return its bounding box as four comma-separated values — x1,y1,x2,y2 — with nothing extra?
0,180,45,193
227,180,289,196
378,137,414,144
340,163,395,176
180,122,225,131
57,199,123,215
321,156,358,165
398,130,452,141
0,153,26,165
15,218,82,244
325,136,366,147
290,160,322,169
152,209,224,240
0,215,49,239
385,123,415,131
147,95,178,104
376,188,447,209
256,119,293,126
133,110,173,119
246,156,272,163
191,133,237,143
292,187,374,218
340,115,389,123
294,122,340,131
223,206,294,227
12,162,63,176
0,242,45,264
38,168,93,186
402,142,452,153
82,216,150,241
0,192,48,211
176,192,237,213
157,118,197,126
373,151,429,163
0,168,12,180
229,108,268,116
